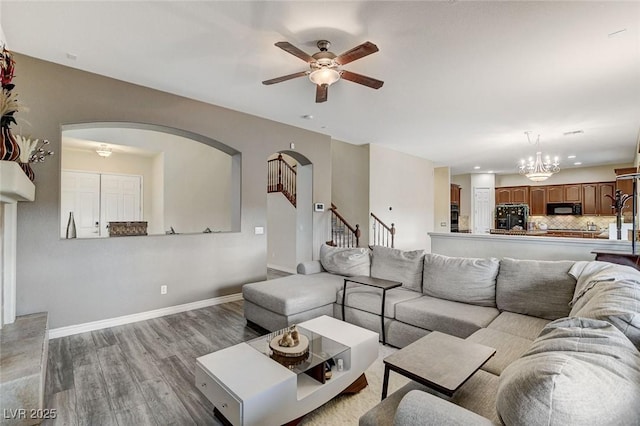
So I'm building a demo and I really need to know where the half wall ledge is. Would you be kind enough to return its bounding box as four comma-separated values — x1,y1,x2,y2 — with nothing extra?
429,232,631,262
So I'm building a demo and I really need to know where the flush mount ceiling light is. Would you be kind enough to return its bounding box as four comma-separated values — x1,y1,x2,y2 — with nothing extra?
96,144,112,157
518,132,560,182
262,40,384,103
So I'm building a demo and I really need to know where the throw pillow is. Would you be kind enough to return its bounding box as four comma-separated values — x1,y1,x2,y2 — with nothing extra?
496,258,576,320
370,245,425,292
319,244,370,277
497,317,640,426
422,253,499,307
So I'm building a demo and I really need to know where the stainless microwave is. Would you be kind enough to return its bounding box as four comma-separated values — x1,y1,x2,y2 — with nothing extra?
547,203,582,215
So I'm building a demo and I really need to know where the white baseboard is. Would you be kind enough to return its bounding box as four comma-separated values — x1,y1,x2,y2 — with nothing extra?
49,293,243,339
267,264,297,274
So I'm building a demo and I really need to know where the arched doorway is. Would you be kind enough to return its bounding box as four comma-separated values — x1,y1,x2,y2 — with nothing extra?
266,151,313,273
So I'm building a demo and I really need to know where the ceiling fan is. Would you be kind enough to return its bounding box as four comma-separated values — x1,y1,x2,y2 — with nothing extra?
262,40,384,103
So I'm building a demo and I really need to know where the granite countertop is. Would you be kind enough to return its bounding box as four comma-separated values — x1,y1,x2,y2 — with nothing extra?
489,229,609,238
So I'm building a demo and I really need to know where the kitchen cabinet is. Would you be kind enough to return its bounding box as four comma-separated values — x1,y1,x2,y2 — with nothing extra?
547,186,564,203
451,184,461,205
582,183,597,215
529,187,547,215
615,167,636,197
495,186,529,204
598,182,615,215
564,184,582,203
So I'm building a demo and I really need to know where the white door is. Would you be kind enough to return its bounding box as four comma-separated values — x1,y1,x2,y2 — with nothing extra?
100,174,142,236
61,171,101,238
473,187,492,234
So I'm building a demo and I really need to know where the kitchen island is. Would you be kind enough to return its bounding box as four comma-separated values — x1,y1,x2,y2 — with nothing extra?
430,232,631,262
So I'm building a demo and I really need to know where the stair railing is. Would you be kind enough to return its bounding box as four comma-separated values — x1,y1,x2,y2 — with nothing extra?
267,154,296,207
327,203,361,247
370,212,395,248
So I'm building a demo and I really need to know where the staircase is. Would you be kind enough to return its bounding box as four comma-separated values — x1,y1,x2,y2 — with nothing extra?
371,212,396,248
327,203,361,247
268,154,296,207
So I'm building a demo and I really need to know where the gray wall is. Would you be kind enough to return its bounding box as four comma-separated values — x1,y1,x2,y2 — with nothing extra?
13,54,332,328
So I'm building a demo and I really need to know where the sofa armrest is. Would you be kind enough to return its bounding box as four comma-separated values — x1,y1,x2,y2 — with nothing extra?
297,260,325,275
394,391,497,426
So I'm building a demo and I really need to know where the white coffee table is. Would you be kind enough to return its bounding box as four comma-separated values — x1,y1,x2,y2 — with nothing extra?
196,315,378,425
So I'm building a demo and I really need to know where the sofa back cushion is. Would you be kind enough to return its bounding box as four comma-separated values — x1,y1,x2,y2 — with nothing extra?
496,317,640,426
319,244,370,277
370,245,425,292
496,258,575,320
422,253,499,307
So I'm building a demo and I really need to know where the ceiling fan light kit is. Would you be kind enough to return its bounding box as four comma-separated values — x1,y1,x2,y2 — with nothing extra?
263,39,383,103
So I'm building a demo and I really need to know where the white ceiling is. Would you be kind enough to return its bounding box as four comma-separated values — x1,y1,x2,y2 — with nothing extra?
3,1,639,175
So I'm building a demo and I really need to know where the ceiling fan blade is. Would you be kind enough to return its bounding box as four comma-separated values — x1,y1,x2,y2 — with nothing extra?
316,84,328,103
262,71,308,85
275,41,315,63
335,41,379,65
340,70,384,89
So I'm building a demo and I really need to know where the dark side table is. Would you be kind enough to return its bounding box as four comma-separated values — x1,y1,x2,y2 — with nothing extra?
342,275,402,345
381,331,495,400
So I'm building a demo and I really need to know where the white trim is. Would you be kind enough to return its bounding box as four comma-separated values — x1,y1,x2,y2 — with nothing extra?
267,264,297,274
49,293,243,339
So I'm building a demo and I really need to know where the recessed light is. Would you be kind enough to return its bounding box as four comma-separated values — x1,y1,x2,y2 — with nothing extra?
473,166,481,170
574,162,582,166
567,155,576,159
487,170,494,174
66,52,78,60
301,115,313,120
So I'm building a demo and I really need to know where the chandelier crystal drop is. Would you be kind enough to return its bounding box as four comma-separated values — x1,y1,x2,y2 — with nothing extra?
518,133,560,182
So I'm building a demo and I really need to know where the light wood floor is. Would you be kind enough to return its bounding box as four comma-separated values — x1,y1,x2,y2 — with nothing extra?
43,269,292,426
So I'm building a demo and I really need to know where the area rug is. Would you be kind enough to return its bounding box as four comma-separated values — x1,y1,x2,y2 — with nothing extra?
300,344,411,425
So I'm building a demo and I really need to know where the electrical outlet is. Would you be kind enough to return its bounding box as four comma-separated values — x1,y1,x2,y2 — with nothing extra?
160,285,167,295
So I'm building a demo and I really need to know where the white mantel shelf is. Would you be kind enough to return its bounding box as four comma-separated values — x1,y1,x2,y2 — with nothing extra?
0,160,35,202
1,160,35,328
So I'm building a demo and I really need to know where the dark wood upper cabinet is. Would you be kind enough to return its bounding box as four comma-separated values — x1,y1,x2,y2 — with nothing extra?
496,188,512,204
451,184,461,205
547,186,564,203
529,186,547,215
511,187,529,204
615,167,636,197
582,183,597,215
495,186,529,204
598,182,615,215
564,184,582,203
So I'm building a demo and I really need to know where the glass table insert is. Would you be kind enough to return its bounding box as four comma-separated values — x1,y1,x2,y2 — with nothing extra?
246,324,350,383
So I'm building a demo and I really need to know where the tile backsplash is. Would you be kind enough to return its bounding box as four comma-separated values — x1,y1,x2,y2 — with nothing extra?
529,215,617,231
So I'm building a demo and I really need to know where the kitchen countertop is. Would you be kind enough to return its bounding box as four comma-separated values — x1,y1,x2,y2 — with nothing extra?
489,229,609,238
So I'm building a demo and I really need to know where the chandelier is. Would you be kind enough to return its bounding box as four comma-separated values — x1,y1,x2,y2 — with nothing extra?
518,132,560,182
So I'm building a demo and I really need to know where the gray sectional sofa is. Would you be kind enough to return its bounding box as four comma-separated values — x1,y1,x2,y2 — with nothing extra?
242,245,640,425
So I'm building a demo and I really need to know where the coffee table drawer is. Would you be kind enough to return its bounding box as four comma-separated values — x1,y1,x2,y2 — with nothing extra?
196,366,242,425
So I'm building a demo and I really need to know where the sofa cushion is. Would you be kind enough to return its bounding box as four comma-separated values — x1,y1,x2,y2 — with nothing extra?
496,317,640,426
336,285,422,318
422,253,499,307
395,295,499,338
242,272,344,315
487,312,550,340
569,261,640,349
467,328,533,376
570,278,640,350
393,390,496,426
370,245,425,292
319,244,370,277
496,258,576,320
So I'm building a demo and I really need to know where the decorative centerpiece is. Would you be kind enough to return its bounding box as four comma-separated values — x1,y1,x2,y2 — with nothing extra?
0,45,20,161
269,325,310,368
0,45,53,180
